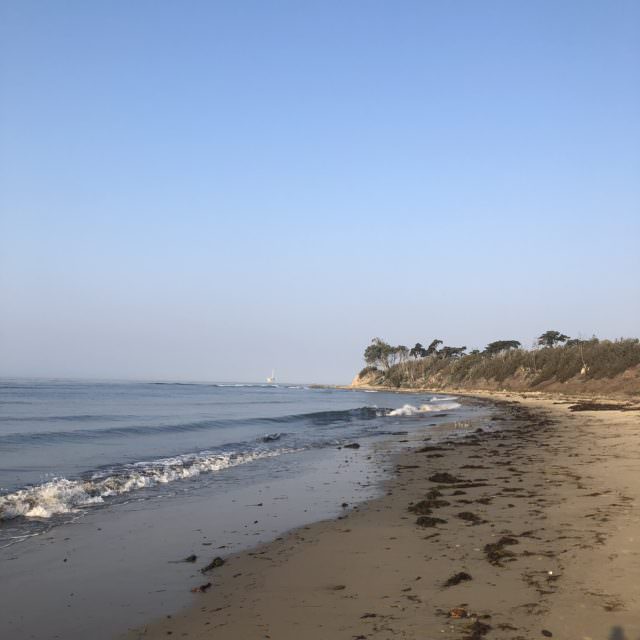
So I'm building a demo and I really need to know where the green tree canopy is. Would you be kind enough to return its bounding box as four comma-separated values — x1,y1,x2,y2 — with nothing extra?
409,343,427,359
439,345,467,359
364,338,397,370
537,330,570,348
425,339,443,356
484,340,521,356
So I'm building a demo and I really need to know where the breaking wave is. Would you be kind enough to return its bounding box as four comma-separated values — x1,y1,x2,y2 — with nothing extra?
0,397,462,522
0,448,294,521
386,402,461,417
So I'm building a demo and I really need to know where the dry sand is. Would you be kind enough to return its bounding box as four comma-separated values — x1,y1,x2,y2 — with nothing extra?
125,393,640,640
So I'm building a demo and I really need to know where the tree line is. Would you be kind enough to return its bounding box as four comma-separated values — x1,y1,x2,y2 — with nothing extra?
364,330,575,371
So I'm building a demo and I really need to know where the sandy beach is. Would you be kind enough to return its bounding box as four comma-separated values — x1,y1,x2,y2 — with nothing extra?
124,392,640,640
4,3,638,638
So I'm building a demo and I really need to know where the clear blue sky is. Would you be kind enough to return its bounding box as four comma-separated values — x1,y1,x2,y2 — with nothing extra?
1,1,639,383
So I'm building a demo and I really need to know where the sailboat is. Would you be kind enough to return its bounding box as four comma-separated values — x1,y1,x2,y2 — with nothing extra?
266,369,276,384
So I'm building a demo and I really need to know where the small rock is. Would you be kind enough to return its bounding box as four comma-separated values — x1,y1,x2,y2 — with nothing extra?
344,443,360,449
201,557,225,573
541,631,553,638
190,582,212,593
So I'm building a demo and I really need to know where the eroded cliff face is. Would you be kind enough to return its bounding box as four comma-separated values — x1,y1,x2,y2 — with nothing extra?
351,364,640,397
351,371,381,387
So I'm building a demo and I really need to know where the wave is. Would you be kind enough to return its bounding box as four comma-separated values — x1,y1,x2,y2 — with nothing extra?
0,407,388,446
0,414,126,423
0,419,231,446
386,402,461,417
259,406,385,425
0,448,295,521
0,398,464,521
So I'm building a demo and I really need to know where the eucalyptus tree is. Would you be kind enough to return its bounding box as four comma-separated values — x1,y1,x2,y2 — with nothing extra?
484,340,521,356
425,339,443,356
537,331,570,348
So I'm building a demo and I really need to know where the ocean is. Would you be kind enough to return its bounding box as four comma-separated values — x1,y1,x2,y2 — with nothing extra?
0,379,483,639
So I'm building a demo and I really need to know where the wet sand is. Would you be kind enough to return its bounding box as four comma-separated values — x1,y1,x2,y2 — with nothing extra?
1,448,386,640
124,392,640,640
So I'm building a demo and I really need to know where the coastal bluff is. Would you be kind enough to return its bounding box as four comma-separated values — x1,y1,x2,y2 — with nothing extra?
351,364,640,396
352,338,640,397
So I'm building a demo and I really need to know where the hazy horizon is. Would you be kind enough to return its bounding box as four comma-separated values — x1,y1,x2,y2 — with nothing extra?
0,326,637,387
2,1,639,385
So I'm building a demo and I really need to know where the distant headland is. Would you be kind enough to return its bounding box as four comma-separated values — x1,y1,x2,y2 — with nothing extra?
353,332,640,396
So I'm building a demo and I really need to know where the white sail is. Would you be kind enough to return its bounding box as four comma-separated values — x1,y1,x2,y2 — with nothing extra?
266,369,276,383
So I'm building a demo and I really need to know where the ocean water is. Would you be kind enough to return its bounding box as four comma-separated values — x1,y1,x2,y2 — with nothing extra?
0,378,489,639
0,379,465,546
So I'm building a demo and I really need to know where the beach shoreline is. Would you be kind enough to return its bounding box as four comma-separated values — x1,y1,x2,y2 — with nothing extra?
2,384,486,640
123,389,640,640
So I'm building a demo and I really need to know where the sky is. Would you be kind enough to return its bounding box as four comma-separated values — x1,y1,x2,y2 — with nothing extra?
1,0,639,384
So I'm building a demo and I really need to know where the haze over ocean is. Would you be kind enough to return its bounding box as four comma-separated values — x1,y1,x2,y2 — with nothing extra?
1,1,638,383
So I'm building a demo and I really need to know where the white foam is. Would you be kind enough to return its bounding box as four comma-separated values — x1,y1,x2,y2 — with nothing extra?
0,448,294,521
387,402,461,416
